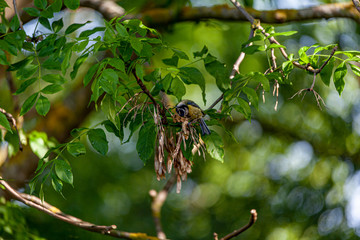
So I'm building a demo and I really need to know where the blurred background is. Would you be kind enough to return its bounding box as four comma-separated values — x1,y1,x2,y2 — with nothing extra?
2,0,360,239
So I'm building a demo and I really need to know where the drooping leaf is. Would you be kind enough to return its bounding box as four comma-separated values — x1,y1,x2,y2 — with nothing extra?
320,59,334,86
54,158,73,185
20,92,38,116
204,54,230,92
34,0,47,9
333,62,347,95
23,7,41,17
99,69,118,94
170,77,186,101
0,112,12,133
136,121,156,164
242,87,259,110
67,142,86,157
203,130,224,163
233,98,251,120
35,95,50,116
51,172,63,195
179,67,206,104
87,128,108,155
79,27,105,38
52,18,64,33
64,0,79,10
65,21,91,35
42,74,66,84
15,77,37,95
41,84,63,94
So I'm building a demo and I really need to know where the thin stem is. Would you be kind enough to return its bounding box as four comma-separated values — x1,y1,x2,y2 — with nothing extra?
220,209,258,240
13,0,24,31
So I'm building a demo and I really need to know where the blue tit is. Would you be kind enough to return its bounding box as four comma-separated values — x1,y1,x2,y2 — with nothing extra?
175,100,211,135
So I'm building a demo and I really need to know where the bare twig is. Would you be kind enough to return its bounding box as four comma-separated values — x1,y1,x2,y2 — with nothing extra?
0,107,22,151
132,69,168,125
353,0,360,14
0,178,159,240
149,174,176,239
218,209,258,240
12,0,24,30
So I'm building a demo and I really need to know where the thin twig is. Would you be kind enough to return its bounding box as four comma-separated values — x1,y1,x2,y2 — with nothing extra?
132,69,168,125
13,0,24,31
219,209,257,240
149,174,176,239
0,178,159,240
353,0,360,14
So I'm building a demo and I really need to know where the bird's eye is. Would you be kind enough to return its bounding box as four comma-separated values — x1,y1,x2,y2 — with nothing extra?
176,107,187,117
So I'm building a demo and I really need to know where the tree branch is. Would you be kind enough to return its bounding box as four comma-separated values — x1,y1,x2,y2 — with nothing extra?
149,174,176,239
0,177,159,240
353,0,360,14
129,2,360,25
218,209,257,240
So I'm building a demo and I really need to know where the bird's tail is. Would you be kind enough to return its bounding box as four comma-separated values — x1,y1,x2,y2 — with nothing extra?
199,118,211,135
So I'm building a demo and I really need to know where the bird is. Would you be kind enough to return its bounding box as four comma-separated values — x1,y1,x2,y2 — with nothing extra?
175,100,211,135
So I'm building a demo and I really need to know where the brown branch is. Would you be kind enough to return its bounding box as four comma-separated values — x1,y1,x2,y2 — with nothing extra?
130,2,360,26
0,177,159,240
149,174,176,239
218,209,257,240
353,0,360,14
12,0,24,30
132,69,168,125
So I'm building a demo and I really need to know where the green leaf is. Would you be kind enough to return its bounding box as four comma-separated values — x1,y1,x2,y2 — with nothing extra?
130,36,143,53
15,77,37,95
42,74,66,84
23,7,41,17
20,92,38,116
9,16,19,31
193,45,208,58
87,128,108,155
42,56,62,70
241,45,266,54
333,62,347,95
350,64,360,77
70,54,88,79
233,98,251,120
67,142,86,157
203,131,224,163
54,159,73,185
51,0,62,12
8,56,34,71
41,84,63,94
170,77,186,101
266,43,286,50
51,172,63,195
64,0,79,10
172,48,189,60
162,55,179,67
179,67,206,104
65,21,90,34
204,54,230,92
0,49,9,65
320,59,334,86
136,121,156,164
39,16,51,30
115,23,128,37
16,64,38,80
52,18,63,33
108,58,125,73
99,69,117,94
242,87,259,110
83,63,99,86
34,0,47,9
0,112,12,133
35,95,50,116
269,31,297,37
28,131,50,158
282,60,294,75
251,72,270,91
79,27,105,38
